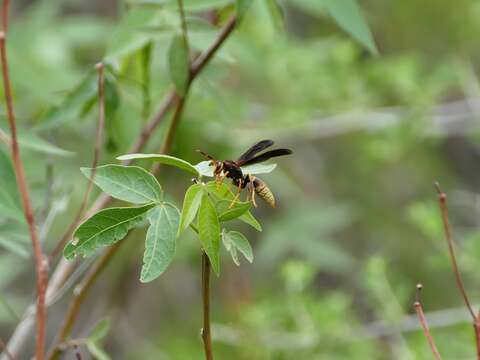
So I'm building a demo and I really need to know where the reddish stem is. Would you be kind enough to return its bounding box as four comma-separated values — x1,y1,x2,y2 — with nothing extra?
0,32,47,360
413,284,442,360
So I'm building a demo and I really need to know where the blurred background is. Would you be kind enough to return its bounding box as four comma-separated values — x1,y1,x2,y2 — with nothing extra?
2,0,480,358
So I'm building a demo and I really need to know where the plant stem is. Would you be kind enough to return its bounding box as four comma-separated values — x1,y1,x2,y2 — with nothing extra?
435,182,480,359
49,63,106,260
434,183,475,319
43,16,238,359
0,31,47,360
413,284,442,360
47,242,122,360
201,252,213,360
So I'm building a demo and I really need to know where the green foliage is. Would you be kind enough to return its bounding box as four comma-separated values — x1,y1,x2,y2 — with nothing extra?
140,204,180,282
323,0,378,55
64,204,155,259
236,0,254,24
117,154,200,175
81,165,163,204
178,183,204,235
87,318,111,360
222,229,253,265
198,192,221,275
168,34,190,95
0,148,23,222
216,199,251,222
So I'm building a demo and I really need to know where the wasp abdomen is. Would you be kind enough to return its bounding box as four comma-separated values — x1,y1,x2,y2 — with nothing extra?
253,178,275,208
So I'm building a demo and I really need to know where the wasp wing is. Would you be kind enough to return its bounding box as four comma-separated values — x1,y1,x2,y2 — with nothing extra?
240,148,292,166
236,140,274,165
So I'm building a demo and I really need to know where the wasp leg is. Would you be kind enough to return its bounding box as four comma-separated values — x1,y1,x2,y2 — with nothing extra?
216,171,229,189
228,182,242,209
249,182,258,208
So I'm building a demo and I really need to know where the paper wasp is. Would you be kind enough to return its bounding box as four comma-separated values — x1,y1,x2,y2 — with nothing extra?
198,140,292,207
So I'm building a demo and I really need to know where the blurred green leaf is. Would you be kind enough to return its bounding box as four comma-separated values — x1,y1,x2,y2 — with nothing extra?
324,0,378,55
141,204,180,282
130,0,231,11
106,7,160,60
178,183,204,236
3,129,73,157
265,0,284,31
117,153,199,175
88,318,111,342
199,193,221,275
0,235,29,258
87,341,111,360
37,70,97,130
64,204,155,259
168,34,190,95
0,148,23,222
236,0,253,23
81,165,163,204
222,230,253,265
216,199,251,222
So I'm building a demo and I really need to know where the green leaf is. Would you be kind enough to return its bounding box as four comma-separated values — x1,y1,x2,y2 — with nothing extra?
140,204,180,282
266,0,285,31
130,0,231,12
195,160,277,177
37,70,97,130
223,230,253,264
117,153,199,175
216,199,251,222
10,129,73,157
88,318,111,342
64,204,155,259
205,182,262,231
81,165,162,204
324,0,378,55
198,193,220,275
106,7,160,60
168,33,190,95
0,236,29,258
0,148,23,222
178,184,204,236
236,0,254,23
87,341,111,360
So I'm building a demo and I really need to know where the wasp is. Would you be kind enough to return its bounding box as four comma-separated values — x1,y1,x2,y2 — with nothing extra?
198,140,292,207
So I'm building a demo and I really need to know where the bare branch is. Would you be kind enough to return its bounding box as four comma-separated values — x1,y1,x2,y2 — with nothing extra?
434,182,476,319
413,284,442,360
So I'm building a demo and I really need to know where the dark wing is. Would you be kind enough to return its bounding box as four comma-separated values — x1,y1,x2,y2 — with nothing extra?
236,140,274,165
240,148,292,166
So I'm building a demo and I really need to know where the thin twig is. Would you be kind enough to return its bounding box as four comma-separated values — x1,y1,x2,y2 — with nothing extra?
177,0,189,54
201,252,213,360
49,63,106,260
413,284,442,360
0,31,47,360
0,339,15,360
434,182,476,319
47,242,122,360
435,182,480,359
1,0,8,33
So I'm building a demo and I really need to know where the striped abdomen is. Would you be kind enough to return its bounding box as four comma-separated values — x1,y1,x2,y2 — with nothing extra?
253,178,275,208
